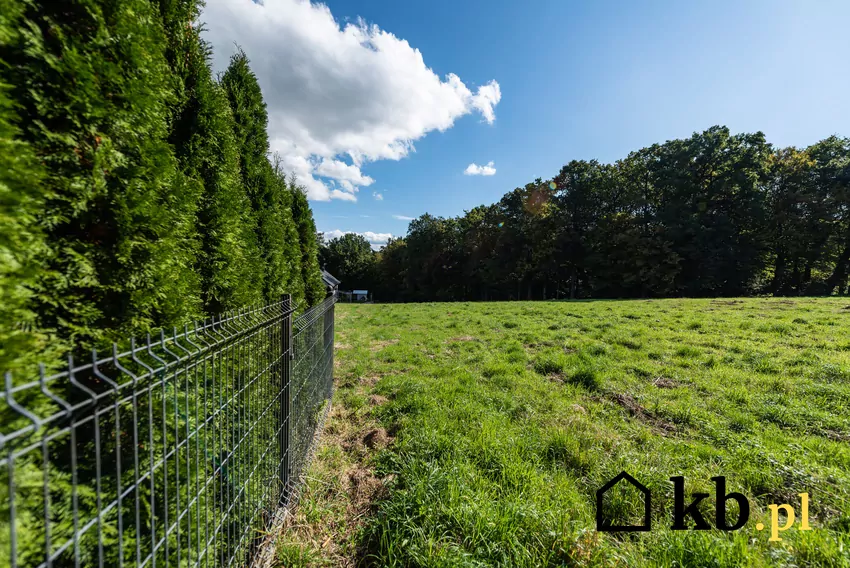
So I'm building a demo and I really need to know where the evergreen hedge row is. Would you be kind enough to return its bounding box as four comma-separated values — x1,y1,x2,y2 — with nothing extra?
0,2,327,564
0,0,325,374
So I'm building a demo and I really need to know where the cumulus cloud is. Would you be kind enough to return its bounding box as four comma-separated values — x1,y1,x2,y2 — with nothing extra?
202,0,501,202
373,192,383,201
315,159,375,188
464,161,497,176
393,215,415,221
329,189,357,202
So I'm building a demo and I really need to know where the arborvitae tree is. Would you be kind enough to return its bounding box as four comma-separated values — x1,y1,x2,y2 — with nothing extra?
272,158,306,307
156,0,264,313
0,0,57,375
2,2,206,565
221,51,303,304
1,0,202,352
290,180,325,305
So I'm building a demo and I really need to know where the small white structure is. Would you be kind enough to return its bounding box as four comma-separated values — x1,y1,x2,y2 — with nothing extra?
339,289,370,302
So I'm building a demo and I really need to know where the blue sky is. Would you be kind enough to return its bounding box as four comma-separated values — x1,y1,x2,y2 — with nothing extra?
205,0,850,246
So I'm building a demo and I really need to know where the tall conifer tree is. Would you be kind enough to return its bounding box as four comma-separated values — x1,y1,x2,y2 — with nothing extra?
290,180,325,305
221,51,303,305
156,0,264,313
0,0,56,374
0,0,202,351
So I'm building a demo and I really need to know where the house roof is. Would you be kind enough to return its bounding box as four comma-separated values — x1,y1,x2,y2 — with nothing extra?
321,269,340,288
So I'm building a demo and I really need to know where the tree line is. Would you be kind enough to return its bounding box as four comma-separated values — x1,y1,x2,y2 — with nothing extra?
0,0,324,376
320,126,850,302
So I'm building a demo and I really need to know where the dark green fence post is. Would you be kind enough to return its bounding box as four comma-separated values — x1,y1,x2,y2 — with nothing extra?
280,294,293,503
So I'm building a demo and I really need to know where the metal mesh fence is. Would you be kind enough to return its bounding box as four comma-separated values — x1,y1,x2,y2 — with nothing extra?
0,293,336,568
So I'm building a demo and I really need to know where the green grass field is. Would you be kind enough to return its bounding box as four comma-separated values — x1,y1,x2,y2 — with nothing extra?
276,299,850,567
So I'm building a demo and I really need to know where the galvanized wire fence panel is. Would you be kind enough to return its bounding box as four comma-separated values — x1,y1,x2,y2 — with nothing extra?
288,296,335,498
0,294,336,568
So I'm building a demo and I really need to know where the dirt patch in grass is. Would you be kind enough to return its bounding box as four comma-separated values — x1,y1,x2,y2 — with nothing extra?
275,376,391,566
824,429,850,442
547,373,566,384
368,394,389,406
345,466,388,516
369,339,398,352
448,335,477,342
363,427,393,449
609,393,677,435
340,426,395,454
335,342,351,350
360,374,382,387
652,377,678,389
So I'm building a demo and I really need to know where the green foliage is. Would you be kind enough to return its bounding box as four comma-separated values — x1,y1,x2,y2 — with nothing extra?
1,2,327,566
290,183,325,306
353,126,850,302
0,0,326,357
156,0,264,313
272,157,306,308
319,233,377,292
221,52,303,305
1,0,204,354
0,0,57,375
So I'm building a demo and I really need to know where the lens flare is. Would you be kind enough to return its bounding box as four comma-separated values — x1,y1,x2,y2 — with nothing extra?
549,181,557,190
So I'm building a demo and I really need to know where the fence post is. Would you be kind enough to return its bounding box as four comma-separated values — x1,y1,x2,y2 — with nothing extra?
280,294,293,504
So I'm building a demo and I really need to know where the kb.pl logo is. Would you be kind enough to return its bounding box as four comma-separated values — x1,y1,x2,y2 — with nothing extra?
596,471,812,542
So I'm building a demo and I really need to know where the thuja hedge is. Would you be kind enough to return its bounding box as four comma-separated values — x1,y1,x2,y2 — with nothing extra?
0,1,326,565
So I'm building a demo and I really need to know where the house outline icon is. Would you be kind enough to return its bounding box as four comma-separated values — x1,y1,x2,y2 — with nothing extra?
596,471,652,532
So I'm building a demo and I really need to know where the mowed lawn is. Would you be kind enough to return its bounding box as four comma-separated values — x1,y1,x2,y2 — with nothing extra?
277,299,850,568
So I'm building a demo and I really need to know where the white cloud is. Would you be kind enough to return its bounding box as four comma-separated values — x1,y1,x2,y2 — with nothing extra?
373,192,383,201
329,189,357,202
471,82,501,124
315,159,374,188
393,215,415,220
202,0,501,202
464,161,496,176
322,229,393,248
362,231,393,244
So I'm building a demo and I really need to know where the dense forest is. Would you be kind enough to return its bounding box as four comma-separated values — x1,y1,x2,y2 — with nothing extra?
321,126,850,302
0,0,324,376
